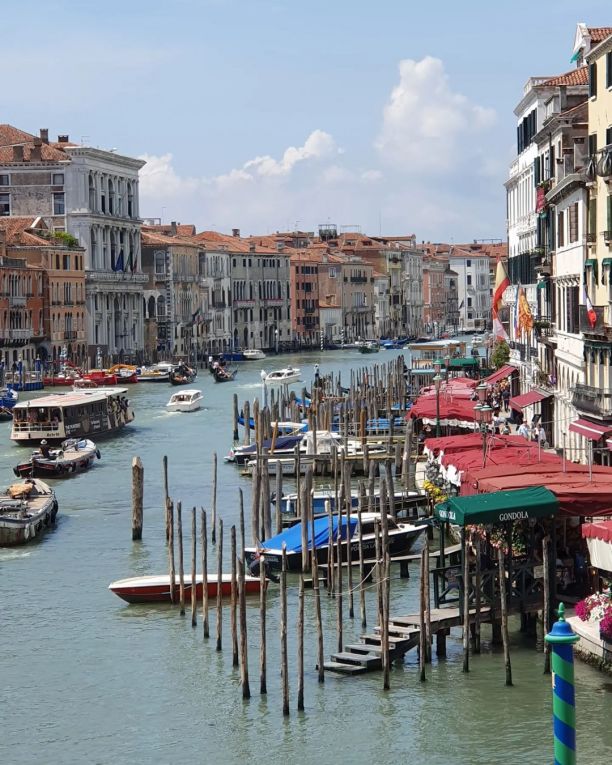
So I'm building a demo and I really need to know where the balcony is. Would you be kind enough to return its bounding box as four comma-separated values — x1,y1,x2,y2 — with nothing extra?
63,330,78,340
0,328,31,341
86,270,149,284
587,233,597,244
350,276,367,283
572,383,612,419
233,298,255,307
304,306,316,314
604,231,612,244
580,304,607,334
8,295,26,306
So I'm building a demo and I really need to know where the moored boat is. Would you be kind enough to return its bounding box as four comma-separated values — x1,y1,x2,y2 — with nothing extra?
166,389,203,413
10,387,134,444
359,341,380,354
83,370,118,386
108,572,261,604
262,366,301,385
0,478,58,546
137,362,173,382
0,387,18,419
243,349,267,360
13,438,101,478
245,513,426,572
108,364,138,383
213,366,237,383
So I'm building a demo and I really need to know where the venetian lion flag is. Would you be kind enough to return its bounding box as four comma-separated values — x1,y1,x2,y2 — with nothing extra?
584,288,597,329
492,259,510,340
517,286,534,333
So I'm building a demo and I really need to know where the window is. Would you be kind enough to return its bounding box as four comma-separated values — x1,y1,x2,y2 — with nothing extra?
53,192,65,215
63,255,70,270
154,251,166,275
588,197,597,240
589,62,597,98
467,274,472,285
467,312,473,320
467,297,472,307
0,174,9,186
557,210,565,248
568,202,579,243
466,259,471,267
0,193,9,216
52,173,64,185
607,51,612,90
329,267,337,278
589,133,598,157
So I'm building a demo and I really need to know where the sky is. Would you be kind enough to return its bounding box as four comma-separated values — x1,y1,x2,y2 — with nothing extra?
3,0,611,241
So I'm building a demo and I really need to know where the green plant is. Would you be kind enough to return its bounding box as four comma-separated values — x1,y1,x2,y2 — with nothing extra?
51,231,79,248
490,340,510,370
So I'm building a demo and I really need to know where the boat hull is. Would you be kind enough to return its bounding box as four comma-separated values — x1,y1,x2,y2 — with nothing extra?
0,484,58,546
109,574,261,604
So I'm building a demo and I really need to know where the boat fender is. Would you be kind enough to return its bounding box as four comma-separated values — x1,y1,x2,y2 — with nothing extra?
96,450,101,459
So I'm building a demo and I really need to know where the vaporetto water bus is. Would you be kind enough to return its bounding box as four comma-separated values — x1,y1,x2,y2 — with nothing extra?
10,388,134,444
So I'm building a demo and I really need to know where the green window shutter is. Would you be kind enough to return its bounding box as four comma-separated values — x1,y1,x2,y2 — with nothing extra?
608,195,612,232
590,62,598,98
589,197,597,237
533,157,541,186
607,52,612,90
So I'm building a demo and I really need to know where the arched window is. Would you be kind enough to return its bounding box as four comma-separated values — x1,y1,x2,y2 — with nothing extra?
89,174,96,211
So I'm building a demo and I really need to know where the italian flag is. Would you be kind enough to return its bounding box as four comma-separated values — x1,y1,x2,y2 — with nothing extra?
584,288,597,328
492,259,510,340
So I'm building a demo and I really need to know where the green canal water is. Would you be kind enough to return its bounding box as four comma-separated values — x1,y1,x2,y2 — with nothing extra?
1,348,611,765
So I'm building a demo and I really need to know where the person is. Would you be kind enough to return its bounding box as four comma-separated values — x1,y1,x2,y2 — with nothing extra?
502,386,510,412
249,551,279,584
501,422,511,435
40,439,51,459
537,424,547,446
517,421,530,439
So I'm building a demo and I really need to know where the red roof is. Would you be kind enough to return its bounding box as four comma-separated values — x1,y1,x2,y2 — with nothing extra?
423,433,529,457
409,397,478,424
589,27,612,44
485,364,518,386
542,67,589,87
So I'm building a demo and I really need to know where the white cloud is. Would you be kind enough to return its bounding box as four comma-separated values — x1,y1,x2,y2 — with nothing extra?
375,56,496,172
243,129,337,177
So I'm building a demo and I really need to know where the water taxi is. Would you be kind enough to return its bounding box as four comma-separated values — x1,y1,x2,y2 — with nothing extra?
166,389,203,413
10,388,133,444
243,349,267,360
262,366,301,385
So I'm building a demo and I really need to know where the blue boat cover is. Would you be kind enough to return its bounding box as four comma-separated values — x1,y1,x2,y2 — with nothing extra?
261,515,357,553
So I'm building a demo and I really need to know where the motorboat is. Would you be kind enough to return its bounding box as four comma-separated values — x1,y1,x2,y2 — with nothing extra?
137,362,173,382
83,370,119,386
166,389,203,413
243,349,267,360
262,366,301,385
108,364,139,384
245,513,427,572
72,378,99,390
13,438,101,478
276,488,427,518
108,572,261,604
213,366,237,383
11,387,134,444
0,478,58,546
226,432,305,464
359,341,380,354
0,387,18,418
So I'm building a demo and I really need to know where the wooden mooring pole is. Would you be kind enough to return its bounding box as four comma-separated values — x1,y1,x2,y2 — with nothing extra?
462,531,469,673
238,558,251,699
131,456,144,541
498,547,513,686
201,509,209,638
191,507,197,627
168,500,175,605
419,548,426,682
231,525,238,666
177,501,185,616
297,574,305,711
216,518,223,651
163,455,170,542
260,547,267,694
543,535,551,674
311,516,324,684
211,452,218,545
281,544,290,717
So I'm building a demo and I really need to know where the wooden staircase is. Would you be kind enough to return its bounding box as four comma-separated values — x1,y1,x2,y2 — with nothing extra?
323,623,420,675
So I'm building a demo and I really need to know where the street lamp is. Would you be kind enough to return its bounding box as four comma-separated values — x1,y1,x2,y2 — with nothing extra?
275,328,279,355
433,372,442,437
475,400,493,465
444,353,451,382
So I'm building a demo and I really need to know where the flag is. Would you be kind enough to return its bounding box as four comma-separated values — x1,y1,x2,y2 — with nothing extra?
513,284,520,336
458,299,464,310
492,259,510,341
191,306,202,323
518,286,533,333
584,288,597,328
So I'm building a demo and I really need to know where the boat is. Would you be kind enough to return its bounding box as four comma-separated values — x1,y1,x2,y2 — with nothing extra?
213,366,237,383
245,513,427,572
137,363,172,382
0,387,18,418
0,478,58,546
10,387,134,444
83,370,119,386
108,572,261,604
359,341,380,354
108,364,139,384
243,349,267,360
72,378,99,390
13,438,101,478
226,432,305,464
169,364,197,385
275,488,427,518
166,389,203,413
262,366,301,385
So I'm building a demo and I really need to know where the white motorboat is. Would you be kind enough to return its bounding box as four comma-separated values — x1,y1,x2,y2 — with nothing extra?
262,366,301,385
166,389,203,413
0,478,58,546
243,349,267,360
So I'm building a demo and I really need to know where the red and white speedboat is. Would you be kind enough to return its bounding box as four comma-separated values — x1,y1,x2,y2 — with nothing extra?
108,573,261,604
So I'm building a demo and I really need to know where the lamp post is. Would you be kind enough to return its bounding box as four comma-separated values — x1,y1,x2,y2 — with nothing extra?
474,382,491,465
444,353,451,383
275,328,279,355
433,359,442,438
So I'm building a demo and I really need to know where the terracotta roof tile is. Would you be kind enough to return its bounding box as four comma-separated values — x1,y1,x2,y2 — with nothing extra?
588,27,612,44
542,67,589,87
0,216,66,247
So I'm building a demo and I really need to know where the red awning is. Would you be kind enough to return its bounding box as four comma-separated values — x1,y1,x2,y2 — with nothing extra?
569,418,612,441
582,521,612,543
509,390,550,411
485,364,518,385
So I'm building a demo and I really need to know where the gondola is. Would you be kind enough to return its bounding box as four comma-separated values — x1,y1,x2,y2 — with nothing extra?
213,367,237,383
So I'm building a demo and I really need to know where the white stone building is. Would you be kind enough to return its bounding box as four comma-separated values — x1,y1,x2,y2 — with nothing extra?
448,246,490,332
373,273,391,337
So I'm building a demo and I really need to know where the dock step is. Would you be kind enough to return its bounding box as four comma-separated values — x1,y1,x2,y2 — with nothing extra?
362,633,415,645
344,643,396,655
374,625,420,637
331,652,382,669
323,661,368,675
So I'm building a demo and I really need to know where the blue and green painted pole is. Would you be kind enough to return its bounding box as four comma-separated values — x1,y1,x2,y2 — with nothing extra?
544,603,579,765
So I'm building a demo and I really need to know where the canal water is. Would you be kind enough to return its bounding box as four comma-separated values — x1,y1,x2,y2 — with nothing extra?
1,348,611,765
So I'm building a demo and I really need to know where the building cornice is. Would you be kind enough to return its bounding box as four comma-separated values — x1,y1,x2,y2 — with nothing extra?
63,146,145,171
546,172,587,204
586,34,612,63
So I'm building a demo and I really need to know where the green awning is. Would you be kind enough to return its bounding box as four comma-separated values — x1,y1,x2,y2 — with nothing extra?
449,357,479,368
434,486,558,526
602,258,612,267
537,280,547,289
584,259,597,268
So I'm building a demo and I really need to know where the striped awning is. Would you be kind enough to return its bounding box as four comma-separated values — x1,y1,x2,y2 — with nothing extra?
569,418,612,441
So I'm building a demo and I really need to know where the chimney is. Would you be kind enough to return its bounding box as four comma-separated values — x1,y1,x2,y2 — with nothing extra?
40,128,49,144
31,138,42,161
12,145,24,161
170,221,177,236
232,228,240,238
276,241,285,252
249,243,256,253
57,134,69,143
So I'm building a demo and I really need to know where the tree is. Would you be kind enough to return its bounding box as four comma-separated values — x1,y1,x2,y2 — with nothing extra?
490,340,510,370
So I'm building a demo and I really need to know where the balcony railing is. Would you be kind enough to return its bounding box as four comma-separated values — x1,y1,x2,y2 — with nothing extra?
580,304,606,333
604,230,612,243
572,383,612,418
63,330,77,339
350,276,367,283
0,328,31,340
86,270,149,283
304,306,316,314
587,233,597,244
8,295,26,306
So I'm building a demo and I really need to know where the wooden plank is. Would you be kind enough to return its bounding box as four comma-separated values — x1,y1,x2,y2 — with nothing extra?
323,661,367,675
331,652,382,669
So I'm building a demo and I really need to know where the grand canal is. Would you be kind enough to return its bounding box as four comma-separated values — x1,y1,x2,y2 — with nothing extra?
1,348,611,765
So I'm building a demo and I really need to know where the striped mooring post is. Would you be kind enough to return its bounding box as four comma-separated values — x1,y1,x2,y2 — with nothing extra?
544,603,579,765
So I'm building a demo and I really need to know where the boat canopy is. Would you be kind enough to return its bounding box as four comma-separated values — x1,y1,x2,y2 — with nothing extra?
434,486,558,526
260,515,357,553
